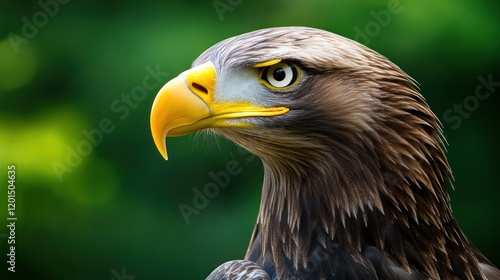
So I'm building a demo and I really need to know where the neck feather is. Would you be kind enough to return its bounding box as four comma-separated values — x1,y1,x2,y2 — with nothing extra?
251,127,482,279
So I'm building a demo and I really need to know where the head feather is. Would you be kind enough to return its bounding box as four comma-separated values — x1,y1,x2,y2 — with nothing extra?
195,27,497,279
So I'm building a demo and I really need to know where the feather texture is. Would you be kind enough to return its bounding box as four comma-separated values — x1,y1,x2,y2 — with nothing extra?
191,27,500,279
206,260,271,280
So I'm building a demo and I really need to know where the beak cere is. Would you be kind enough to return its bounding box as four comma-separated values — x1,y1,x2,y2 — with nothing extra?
150,61,289,160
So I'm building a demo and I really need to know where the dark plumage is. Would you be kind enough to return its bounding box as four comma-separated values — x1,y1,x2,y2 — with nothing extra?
150,27,499,279
207,260,270,280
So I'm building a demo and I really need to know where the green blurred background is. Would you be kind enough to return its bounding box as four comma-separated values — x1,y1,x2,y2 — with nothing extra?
0,0,499,279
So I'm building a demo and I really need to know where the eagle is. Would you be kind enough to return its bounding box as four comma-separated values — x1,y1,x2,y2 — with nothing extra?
150,27,499,279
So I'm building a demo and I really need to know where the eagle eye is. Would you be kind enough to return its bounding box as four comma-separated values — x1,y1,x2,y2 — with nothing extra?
260,62,300,90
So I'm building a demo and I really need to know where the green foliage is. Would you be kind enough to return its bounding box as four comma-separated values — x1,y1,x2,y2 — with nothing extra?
0,0,498,278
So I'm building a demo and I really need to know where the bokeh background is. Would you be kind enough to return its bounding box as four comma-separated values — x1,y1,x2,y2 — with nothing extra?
0,0,499,279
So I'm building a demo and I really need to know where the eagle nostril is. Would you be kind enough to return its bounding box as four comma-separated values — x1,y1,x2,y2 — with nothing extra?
191,83,208,95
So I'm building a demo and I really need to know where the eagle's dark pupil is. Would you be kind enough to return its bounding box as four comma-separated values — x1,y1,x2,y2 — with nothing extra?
273,68,286,81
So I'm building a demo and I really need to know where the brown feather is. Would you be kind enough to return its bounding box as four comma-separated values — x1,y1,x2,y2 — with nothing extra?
206,260,270,280
193,27,500,279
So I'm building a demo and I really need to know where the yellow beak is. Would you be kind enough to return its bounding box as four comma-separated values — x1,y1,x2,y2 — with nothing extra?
150,61,289,160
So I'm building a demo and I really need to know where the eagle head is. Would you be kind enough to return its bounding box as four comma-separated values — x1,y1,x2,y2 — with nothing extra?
150,27,498,279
